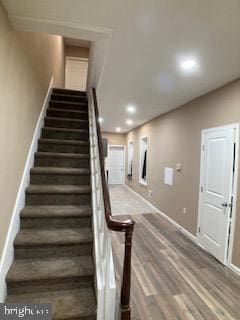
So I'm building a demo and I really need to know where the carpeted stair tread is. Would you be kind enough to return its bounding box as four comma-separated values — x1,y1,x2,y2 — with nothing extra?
53,88,87,96
35,152,89,159
15,228,93,246
45,116,88,124
52,93,87,100
6,288,96,320
43,127,88,134
31,167,90,175
7,256,94,283
39,138,89,146
26,185,91,194
21,205,91,218
48,108,87,115
49,100,87,109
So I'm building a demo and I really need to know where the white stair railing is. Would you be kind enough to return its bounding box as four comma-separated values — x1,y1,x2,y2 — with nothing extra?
88,90,116,320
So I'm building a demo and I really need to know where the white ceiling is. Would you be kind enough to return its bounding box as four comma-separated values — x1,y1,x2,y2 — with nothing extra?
3,0,240,132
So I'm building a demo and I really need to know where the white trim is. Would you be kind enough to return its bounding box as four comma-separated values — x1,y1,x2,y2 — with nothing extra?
0,77,54,303
197,123,239,266
139,136,148,186
124,184,197,242
227,124,239,266
108,145,126,185
229,263,240,276
127,141,134,176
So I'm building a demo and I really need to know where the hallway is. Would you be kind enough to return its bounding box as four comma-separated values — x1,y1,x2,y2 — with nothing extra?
111,212,240,320
109,185,158,215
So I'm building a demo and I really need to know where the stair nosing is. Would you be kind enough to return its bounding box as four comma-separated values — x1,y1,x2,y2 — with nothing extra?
21,205,92,218
26,185,91,194
35,151,89,159
45,116,88,123
42,127,88,133
39,138,89,146
31,167,90,175
51,93,87,99
53,88,86,95
49,100,87,106
7,256,94,283
14,228,93,247
47,108,88,115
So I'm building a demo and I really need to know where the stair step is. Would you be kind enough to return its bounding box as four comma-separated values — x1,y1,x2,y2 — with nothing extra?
20,205,92,229
42,127,89,141
21,205,91,217
25,185,91,205
49,100,88,111
30,167,90,185
14,228,93,259
7,256,94,294
45,116,88,130
51,93,87,103
35,152,89,168
53,88,87,97
38,138,89,154
47,108,88,120
6,288,96,320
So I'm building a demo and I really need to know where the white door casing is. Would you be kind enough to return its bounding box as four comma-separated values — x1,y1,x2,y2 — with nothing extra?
65,57,88,91
108,146,125,185
197,125,238,265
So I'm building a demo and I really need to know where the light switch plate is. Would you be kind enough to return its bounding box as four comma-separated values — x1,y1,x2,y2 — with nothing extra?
164,167,173,186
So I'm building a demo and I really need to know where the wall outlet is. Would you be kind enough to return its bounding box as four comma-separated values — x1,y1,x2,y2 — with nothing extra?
183,208,187,214
148,190,153,198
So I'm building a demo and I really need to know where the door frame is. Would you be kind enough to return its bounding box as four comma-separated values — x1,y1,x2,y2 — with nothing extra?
65,56,89,90
108,145,126,185
197,123,239,266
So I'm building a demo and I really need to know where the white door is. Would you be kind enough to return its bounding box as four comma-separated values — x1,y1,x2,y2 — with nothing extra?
65,57,88,91
198,126,236,264
108,146,125,184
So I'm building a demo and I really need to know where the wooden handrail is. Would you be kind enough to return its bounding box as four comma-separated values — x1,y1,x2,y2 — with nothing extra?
92,88,135,320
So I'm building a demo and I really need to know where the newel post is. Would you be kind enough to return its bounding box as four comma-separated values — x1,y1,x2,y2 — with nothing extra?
120,228,134,320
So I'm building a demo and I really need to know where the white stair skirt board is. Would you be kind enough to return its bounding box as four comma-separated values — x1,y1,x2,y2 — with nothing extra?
125,184,240,277
0,77,54,302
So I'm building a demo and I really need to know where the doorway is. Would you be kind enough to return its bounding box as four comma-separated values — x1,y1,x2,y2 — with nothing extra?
197,124,239,265
65,57,88,91
108,146,125,185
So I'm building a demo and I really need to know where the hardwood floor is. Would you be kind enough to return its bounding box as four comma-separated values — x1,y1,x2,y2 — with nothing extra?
111,213,240,320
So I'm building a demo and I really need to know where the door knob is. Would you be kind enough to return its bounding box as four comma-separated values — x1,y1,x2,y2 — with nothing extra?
222,202,228,207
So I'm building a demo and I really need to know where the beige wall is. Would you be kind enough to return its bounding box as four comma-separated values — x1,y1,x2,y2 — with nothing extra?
102,132,126,146
65,46,89,59
0,1,65,258
126,79,240,268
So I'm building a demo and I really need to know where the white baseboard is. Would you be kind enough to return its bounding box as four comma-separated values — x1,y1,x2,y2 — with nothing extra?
0,77,54,302
124,184,197,243
229,263,240,276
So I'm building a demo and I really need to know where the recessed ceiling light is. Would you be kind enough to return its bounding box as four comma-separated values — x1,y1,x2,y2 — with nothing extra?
126,119,133,125
126,105,136,114
98,117,103,123
116,127,122,132
180,58,198,72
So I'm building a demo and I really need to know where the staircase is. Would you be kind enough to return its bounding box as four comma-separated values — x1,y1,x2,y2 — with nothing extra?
5,89,97,319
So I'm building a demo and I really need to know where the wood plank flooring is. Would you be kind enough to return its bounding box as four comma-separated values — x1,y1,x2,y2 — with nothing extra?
111,213,240,320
